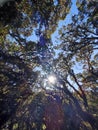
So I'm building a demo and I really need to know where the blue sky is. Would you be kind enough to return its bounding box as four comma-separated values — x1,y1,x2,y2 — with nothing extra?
27,0,78,44
28,0,80,74
26,0,98,91
28,0,83,78
51,0,78,45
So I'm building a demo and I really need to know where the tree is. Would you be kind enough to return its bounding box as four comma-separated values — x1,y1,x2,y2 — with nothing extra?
56,0,98,129
0,0,98,130
0,0,72,129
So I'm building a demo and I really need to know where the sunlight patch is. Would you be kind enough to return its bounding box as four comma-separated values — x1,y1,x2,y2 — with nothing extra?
48,75,56,84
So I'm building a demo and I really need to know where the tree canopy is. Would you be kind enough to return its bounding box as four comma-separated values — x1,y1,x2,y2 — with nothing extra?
0,0,98,130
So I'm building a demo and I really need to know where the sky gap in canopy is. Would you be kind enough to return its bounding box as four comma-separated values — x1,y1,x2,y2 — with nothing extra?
28,0,81,77
51,0,78,45
27,0,78,44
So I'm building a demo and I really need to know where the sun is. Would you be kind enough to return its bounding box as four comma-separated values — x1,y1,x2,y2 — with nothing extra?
48,75,56,84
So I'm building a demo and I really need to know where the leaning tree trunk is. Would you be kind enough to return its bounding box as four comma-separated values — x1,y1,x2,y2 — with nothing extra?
59,78,97,129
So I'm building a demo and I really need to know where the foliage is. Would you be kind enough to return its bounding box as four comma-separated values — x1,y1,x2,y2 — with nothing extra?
0,0,98,130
